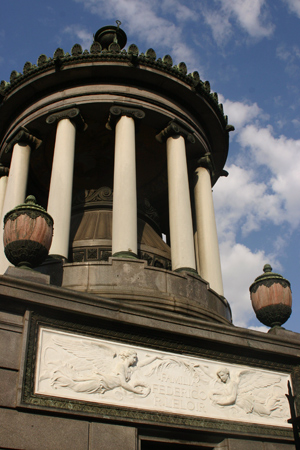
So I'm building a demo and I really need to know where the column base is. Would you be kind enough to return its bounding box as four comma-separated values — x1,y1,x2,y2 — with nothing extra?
47,254,68,262
174,267,199,276
112,251,138,259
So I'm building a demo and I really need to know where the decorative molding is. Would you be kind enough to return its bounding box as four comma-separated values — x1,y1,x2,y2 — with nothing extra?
138,197,160,231
250,277,290,293
0,163,9,177
162,54,173,66
5,127,42,154
196,152,214,177
155,121,195,144
71,247,171,268
46,107,87,131
72,186,113,208
145,48,156,60
71,44,83,56
0,44,232,132
291,366,300,414
106,105,145,130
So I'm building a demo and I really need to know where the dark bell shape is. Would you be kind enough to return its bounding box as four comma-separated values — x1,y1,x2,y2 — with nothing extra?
94,20,127,50
249,264,292,328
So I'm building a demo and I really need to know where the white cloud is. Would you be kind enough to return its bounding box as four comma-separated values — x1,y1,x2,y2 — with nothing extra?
219,240,271,327
63,25,93,49
214,164,282,239
202,9,232,45
248,325,268,333
221,0,274,38
160,0,199,22
292,118,300,128
214,96,299,328
238,125,300,228
73,0,199,70
219,95,264,130
284,0,300,18
277,44,300,78
202,0,274,45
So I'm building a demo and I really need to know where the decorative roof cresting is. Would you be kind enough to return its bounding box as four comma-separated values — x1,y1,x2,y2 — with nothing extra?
0,22,234,132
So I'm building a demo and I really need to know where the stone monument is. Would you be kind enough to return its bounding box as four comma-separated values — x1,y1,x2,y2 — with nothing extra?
0,22,299,450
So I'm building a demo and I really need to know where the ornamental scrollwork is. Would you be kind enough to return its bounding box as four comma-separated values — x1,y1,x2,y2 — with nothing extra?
155,121,195,144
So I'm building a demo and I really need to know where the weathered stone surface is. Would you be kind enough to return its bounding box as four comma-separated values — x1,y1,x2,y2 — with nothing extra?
268,326,300,343
90,423,137,450
0,368,18,407
62,258,231,323
5,266,50,284
218,439,294,449
0,328,22,369
0,310,23,332
0,408,89,450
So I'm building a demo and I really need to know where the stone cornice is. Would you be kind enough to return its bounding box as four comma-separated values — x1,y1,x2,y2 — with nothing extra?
0,43,234,133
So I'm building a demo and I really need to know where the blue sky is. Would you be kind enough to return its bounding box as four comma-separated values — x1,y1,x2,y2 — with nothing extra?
1,0,300,333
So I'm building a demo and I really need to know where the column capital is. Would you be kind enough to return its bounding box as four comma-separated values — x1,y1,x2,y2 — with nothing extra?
196,153,213,175
155,121,195,144
106,105,145,130
46,107,87,131
5,127,42,154
0,164,9,177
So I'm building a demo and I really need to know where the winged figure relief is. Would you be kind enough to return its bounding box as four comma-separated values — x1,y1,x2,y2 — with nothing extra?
39,336,163,398
194,364,287,418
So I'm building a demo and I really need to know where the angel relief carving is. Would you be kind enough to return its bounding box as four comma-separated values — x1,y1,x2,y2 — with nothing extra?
35,328,291,427
195,365,287,418
38,335,162,398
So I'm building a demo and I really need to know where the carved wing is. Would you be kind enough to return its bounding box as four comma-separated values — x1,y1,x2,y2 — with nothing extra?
237,370,281,394
51,336,117,373
192,364,215,384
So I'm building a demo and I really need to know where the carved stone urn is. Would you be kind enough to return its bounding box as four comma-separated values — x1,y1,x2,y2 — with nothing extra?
249,264,292,328
3,195,53,269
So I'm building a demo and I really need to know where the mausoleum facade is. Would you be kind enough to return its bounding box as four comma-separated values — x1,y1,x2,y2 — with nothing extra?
0,23,299,450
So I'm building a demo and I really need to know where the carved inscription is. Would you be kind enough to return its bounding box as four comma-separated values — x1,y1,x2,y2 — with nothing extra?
35,328,291,427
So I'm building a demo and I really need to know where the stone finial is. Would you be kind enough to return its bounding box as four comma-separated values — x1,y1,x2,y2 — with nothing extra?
94,21,127,50
249,264,292,328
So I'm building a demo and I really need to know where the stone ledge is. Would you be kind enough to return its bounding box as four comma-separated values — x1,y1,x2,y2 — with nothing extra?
61,258,232,324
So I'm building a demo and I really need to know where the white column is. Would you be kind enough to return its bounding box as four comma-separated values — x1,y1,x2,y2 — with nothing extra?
47,118,76,259
0,143,31,272
112,115,137,256
167,135,196,272
0,166,8,220
194,166,224,295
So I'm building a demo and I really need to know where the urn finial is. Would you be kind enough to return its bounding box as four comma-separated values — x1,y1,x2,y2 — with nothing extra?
249,264,292,328
94,21,127,50
3,196,54,270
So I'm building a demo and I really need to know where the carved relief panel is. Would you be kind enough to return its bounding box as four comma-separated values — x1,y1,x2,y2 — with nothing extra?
34,327,291,428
